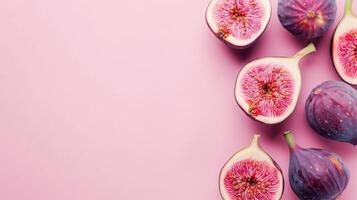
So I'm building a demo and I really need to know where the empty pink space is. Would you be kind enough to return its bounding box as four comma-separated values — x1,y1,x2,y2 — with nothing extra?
0,0,355,199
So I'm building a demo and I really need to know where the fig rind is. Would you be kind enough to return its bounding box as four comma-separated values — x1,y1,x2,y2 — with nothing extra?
305,81,357,145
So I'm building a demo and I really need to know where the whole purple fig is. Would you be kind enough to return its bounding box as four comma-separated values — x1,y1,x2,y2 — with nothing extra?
284,131,350,200
305,81,357,145
278,0,337,40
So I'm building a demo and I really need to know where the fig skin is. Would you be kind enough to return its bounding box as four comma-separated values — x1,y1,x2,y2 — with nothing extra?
305,81,357,145
278,0,337,40
284,131,350,200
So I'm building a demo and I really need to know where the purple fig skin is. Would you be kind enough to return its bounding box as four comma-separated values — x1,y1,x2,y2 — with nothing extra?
284,131,350,200
305,81,357,145
278,0,337,40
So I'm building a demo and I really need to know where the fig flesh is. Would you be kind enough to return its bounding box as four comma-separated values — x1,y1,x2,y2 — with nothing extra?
331,0,357,85
306,81,357,145
206,0,271,49
284,131,350,200
219,135,284,200
235,43,316,124
278,0,337,40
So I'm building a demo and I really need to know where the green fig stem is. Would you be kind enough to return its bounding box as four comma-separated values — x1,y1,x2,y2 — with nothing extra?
345,0,354,16
283,131,296,150
292,43,316,62
250,134,261,148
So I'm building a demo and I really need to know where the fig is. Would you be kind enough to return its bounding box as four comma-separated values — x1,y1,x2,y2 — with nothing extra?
278,0,337,40
235,43,316,124
305,80,357,145
206,0,272,49
331,0,357,85
284,131,350,200
219,134,284,200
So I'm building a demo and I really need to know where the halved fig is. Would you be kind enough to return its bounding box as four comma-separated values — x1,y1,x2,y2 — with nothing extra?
219,134,284,200
235,43,316,124
206,0,272,49
331,0,357,85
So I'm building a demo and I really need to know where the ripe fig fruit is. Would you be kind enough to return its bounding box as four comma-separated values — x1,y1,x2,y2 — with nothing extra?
331,0,357,85
278,0,337,40
284,131,350,200
206,0,271,49
219,134,284,200
306,81,357,145
235,43,316,124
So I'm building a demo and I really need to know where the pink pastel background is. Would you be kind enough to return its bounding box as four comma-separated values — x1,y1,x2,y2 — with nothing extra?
0,0,356,199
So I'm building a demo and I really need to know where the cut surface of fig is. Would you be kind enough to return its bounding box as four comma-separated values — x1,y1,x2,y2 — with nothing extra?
284,131,350,200
219,135,284,200
206,0,271,49
306,81,357,145
235,43,316,124
332,0,357,85
278,0,337,40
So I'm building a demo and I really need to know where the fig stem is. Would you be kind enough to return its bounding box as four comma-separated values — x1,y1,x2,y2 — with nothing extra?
283,131,296,150
250,134,261,147
345,0,354,15
292,43,316,62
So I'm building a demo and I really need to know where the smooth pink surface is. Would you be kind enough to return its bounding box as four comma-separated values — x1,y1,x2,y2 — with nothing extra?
0,0,355,199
